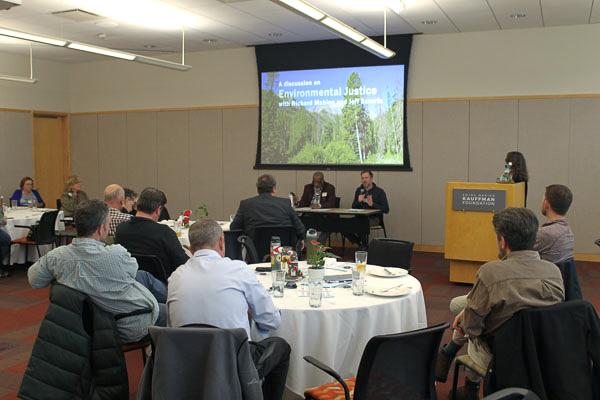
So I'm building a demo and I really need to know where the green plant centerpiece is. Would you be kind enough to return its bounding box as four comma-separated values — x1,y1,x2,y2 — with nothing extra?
306,240,338,269
193,204,209,221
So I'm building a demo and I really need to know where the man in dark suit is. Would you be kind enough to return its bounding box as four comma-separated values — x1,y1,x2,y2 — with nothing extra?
231,174,305,246
296,172,337,209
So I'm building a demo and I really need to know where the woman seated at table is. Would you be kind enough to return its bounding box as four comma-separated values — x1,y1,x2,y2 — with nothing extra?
122,188,138,215
60,175,89,217
10,177,45,208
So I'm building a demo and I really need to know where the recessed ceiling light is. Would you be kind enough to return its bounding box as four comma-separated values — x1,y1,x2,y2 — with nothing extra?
421,20,437,25
268,32,283,38
510,13,527,19
203,39,217,45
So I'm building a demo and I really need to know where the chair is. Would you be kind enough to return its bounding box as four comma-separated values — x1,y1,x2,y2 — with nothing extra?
224,229,244,261
370,214,388,238
367,238,414,272
237,235,259,264
483,388,540,400
131,253,168,283
554,258,582,301
10,210,59,264
136,326,262,400
252,225,297,262
56,198,62,210
304,322,449,400
115,308,153,365
451,300,600,399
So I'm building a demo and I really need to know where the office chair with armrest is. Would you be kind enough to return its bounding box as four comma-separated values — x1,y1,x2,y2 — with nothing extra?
131,253,168,284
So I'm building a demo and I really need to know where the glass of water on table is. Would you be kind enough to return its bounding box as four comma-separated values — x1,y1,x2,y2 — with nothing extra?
353,251,368,295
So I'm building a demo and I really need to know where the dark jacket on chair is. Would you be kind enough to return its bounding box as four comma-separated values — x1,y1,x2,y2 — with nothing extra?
137,326,263,400
555,258,583,301
18,284,129,400
490,300,600,400
231,193,305,239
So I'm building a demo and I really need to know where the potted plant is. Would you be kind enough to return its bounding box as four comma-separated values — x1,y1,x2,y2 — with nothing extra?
306,240,338,281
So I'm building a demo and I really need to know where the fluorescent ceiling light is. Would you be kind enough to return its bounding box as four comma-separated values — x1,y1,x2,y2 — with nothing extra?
135,55,191,71
278,0,325,20
67,42,136,60
0,27,66,46
360,37,396,59
0,74,37,83
77,0,202,30
336,0,405,13
321,17,365,42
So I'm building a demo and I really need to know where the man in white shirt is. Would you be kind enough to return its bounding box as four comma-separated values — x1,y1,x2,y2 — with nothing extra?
168,219,290,400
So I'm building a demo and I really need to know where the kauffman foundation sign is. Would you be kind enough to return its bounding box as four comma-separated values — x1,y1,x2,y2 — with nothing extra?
452,189,506,212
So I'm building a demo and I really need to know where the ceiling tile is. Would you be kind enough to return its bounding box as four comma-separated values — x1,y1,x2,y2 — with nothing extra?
434,0,499,32
541,0,593,27
487,0,543,29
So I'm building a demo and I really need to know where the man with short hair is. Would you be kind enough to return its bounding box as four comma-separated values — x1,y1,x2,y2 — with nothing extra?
104,184,132,236
115,187,188,278
351,170,389,213
435,208,564,399
27,200,164,342
168,219,291,400
231,174,305,242
297,171,337,209
533,184,574,263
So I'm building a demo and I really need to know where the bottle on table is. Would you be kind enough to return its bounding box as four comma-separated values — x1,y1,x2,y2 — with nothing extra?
270,236,281,270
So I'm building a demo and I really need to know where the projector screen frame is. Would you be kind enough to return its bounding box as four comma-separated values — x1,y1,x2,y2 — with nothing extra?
254,34,413,172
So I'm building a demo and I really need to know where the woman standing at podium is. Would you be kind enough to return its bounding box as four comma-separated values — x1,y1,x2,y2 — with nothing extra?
505,151,529,207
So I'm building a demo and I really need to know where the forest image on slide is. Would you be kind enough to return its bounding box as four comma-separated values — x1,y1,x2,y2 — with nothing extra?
260,67,404,165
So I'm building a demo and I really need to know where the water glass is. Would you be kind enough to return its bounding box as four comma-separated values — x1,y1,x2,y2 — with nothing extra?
309,279,323,308
271,270,285,298
11,200,17,209
352,268,365,296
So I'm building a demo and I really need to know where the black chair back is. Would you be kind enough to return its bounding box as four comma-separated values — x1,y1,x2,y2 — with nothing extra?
335,197,341,208
483,388,541,400
131,254,168,283
367,238,414,272
56,198,62,210
35,210,59,245
554,258,582,301
224,229,243,261
252,225,296,261
237,235,259,264
354,322,448,400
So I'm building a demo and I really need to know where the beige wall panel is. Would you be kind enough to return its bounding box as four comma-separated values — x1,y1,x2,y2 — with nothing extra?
126,112,157,190
469,100,518,182
223,108,259,217
70,114,100,198
98,113,128,189
335,171,361,208
568,98,600,254
378,102,423,242
0,111,33,200
157,111,190,215
517,99,570,212
422,101,469,246
189,109,224,220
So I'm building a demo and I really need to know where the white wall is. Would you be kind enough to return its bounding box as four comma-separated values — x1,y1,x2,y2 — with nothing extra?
0,52,70,112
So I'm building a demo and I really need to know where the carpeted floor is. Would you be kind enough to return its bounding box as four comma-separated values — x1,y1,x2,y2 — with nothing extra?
0,252,598,400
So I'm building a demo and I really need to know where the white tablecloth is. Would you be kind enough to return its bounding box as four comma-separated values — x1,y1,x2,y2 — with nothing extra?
160,220,231,247
4,207,64,264
251,261,428,395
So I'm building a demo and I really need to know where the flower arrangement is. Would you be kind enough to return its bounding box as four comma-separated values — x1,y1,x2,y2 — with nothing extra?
306,240,338,269
181,209,192,228
196,204,208,219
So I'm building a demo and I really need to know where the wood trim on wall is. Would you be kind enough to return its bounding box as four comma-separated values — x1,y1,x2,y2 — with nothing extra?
407,93,600,103
69,104,259,116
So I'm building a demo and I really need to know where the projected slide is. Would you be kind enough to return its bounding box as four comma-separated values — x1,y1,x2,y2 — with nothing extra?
260,64,405,166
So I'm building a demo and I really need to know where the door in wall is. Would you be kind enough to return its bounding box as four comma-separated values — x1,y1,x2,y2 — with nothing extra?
33,114,70,209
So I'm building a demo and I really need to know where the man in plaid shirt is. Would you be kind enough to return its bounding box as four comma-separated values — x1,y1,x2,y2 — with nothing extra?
104,184,132,236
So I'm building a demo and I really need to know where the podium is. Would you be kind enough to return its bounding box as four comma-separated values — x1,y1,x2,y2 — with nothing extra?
444,182,525,284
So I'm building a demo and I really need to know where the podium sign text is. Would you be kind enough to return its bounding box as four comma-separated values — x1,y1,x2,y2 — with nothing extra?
452,189,506,212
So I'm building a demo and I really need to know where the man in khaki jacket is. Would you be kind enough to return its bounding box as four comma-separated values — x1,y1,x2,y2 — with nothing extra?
436,208,564,400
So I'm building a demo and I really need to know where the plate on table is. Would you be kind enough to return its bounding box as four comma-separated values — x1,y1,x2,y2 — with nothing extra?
367,285,412,297
367,266,408,278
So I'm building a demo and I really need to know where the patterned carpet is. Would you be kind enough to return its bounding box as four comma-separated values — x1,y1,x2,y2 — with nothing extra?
0,252,598,399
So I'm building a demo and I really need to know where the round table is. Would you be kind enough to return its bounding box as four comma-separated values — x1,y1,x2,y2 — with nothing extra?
159,220,231,247
251,261,428,395
4,207,64,264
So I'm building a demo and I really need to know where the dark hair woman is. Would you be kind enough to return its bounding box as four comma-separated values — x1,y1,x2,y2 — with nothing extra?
505,151,529,207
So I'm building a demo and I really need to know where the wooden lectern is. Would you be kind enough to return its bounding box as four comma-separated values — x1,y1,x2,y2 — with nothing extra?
444,182,525,284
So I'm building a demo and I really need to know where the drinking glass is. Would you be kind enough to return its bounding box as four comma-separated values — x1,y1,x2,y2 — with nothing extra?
11,200,17,209
271,270,285,298
309,279,323,308
353,251,368,296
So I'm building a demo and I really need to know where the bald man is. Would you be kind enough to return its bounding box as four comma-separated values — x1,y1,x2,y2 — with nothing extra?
104,184,132,236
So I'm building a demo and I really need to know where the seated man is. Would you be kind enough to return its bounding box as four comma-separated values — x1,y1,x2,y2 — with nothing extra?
168,219,291,400
297,171,337,209
28,200,165,342
435,208,564,399
104,184,132,236
533,184,574,263
351,170,389,213
115,187,189,277
231,174,305,244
